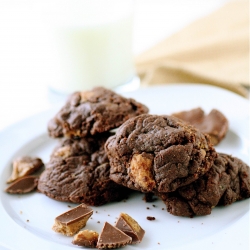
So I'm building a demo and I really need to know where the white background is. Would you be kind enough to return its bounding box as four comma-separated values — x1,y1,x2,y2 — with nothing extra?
0,0,232,131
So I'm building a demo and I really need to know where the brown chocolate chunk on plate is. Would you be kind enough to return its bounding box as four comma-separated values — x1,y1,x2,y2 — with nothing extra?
97,222,132,249
115,213,145,244
106,114,216,193
158,153,250,217
48,86,149,138
52,204,93,236
5,176,38,194
72,230,99,248
172,107,228,145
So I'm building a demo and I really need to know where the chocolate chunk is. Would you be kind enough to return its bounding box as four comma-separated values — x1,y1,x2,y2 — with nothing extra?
115,213,145,244
72,230,99,248
52,204,93,236
97,222,132,249
48,87,149,138
37,133,131,206
5,176,38,194
7,156,44,183
146,216,155,221
172,108,228,145
106,114,216,193
158,153,250,217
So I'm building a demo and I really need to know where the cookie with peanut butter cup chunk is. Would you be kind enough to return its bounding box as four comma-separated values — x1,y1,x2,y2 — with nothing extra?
37,132,130,206
105,114,217,193
48,87,149,138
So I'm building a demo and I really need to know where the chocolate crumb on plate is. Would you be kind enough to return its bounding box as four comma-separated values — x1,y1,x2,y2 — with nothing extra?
147,216,155,221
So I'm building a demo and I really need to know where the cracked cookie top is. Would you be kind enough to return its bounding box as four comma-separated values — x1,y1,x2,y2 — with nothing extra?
48,87,149,138
37,133,130,206
105,114,217,193
158,153,250,217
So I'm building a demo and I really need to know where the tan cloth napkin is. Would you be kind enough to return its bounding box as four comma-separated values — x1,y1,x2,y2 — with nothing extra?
135,0,249,97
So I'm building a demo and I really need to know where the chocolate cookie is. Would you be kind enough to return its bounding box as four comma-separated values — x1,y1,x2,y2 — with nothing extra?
48,87,149,138
172,108,228,145
158,153,250,217
105,114,217,193
37,133,130,206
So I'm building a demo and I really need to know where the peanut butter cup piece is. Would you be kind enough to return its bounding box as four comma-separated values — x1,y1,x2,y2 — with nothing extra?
52,204,93,236
72,230,99,248
172,107,228,145
115,213,145,244
5,176,38,194
7,156,43,183
97,222,132,249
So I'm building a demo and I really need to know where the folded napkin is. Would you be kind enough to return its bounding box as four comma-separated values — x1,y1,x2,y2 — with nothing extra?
135,0,249,97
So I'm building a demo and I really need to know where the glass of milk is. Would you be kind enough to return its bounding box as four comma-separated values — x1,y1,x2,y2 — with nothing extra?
45,0,136,95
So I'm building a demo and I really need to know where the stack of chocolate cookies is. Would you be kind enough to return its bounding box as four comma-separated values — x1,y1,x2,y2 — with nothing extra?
37,87,149,206
38,86,250,217
105,114,250,217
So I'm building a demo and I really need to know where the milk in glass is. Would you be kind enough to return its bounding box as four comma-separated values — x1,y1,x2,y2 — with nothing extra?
47,0,135,94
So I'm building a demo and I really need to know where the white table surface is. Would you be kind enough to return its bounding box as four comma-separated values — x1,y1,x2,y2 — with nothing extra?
0,0,232,131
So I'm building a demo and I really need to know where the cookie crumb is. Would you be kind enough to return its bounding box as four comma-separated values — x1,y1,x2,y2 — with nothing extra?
20,211,23,214
146,207,150,210
152,204,156,207
161,208,164,210
97,221,100,223
146,216,155,221
27,219,29,222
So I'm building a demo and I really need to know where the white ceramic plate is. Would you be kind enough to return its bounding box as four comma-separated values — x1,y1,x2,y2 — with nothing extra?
0,84,249,250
